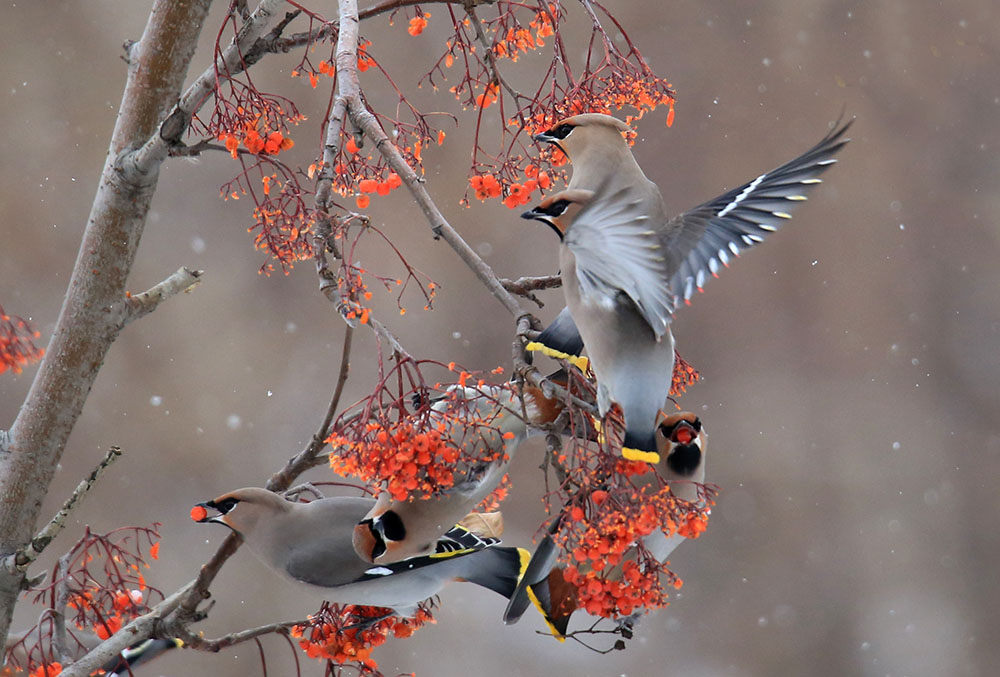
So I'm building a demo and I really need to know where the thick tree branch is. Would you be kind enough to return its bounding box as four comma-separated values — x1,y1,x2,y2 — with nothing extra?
0,0,212,645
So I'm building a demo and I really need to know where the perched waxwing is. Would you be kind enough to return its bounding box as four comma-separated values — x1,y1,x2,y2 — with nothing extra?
193,488,529,617
353,381,565,564
528,114,850,462
4,629,183,676
503,412,707,638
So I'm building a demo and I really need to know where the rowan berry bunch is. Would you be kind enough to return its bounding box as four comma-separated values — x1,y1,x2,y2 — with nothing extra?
0,305,44,375
293,601,436,675
5,527,163,676
328,359,513,502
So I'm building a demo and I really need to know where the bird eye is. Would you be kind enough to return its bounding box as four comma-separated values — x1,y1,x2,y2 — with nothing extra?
379,511,407,541
550,124,575,139
210,497,240,514
543,199,571,216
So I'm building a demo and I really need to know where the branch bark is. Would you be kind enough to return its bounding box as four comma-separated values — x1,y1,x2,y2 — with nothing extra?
123,267,203,325
0,0,213,646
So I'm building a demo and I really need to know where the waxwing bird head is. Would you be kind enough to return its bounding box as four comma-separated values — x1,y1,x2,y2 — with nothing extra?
352,493,407,563
533,113,632,160
655,412,707,503
520,189,594,240
192,487,288,535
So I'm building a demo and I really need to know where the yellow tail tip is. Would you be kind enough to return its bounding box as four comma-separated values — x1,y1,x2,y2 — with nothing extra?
525,342,588,372
622,447,660,463
526,584,567,642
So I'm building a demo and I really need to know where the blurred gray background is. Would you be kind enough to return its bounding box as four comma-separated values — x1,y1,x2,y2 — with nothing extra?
2,1,998,675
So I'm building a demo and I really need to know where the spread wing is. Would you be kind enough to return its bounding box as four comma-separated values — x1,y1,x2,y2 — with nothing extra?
664,119,852,306
564,185,675,338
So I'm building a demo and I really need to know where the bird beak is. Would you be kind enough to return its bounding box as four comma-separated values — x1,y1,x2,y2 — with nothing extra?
190,501,224,524
532,131,555,144
520,208,541,221
670,421,697,446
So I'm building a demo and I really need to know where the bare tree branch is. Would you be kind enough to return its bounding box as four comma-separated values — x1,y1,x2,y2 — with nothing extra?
185,618,306,652
2,447,123,576
501,274,562,296
123,267,203,325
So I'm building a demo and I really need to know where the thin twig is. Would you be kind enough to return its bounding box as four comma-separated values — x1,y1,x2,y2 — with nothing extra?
123,267,203,325
500,273,562,307
466,4,524,101
266,0,501,55
184,618,306,652
501,274,562,295
268,324,354,491
2,446,123,575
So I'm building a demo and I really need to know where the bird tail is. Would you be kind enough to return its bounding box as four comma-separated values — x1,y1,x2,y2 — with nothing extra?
522,568,576,640
459,546,531,601
503,530,574,641
622,429,661,464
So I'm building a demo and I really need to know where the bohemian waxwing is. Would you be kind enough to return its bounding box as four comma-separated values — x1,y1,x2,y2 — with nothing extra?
528,114,850,462
353,379,569,564
4,629,183,677
193,488,528,617
503,412,708,638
